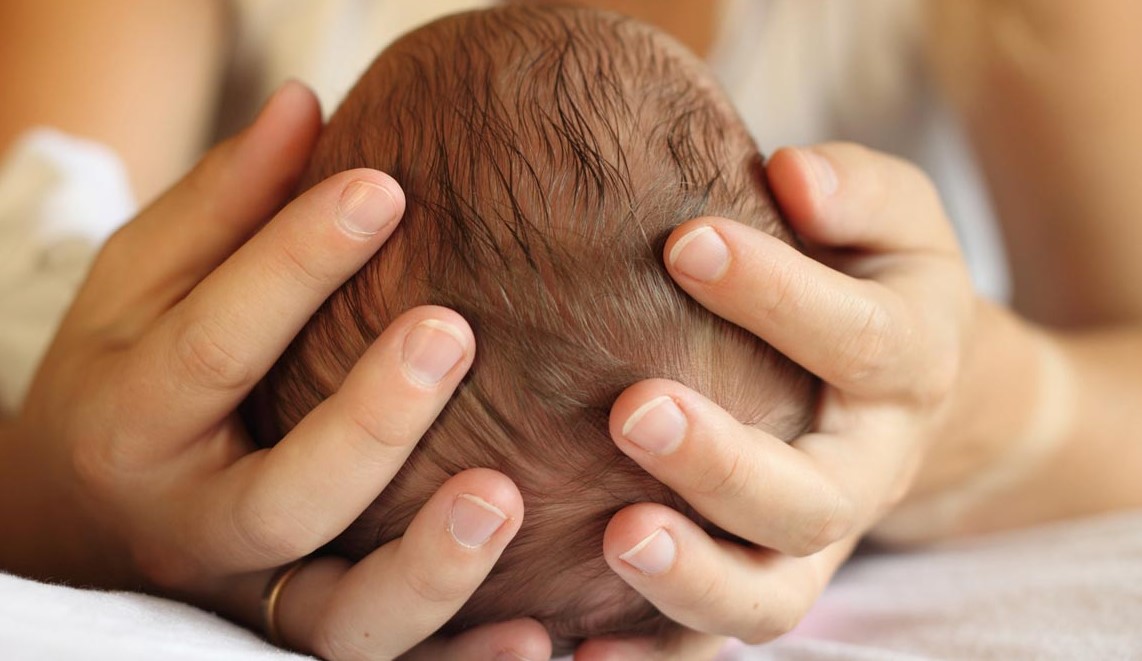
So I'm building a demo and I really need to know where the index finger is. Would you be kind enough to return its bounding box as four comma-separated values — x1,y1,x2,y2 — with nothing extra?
193,306,475,569
664,218,916,394
766,143,960,256
127,167,406,443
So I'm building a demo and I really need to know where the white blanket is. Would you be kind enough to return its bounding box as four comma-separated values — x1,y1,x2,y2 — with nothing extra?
4,509,1140,659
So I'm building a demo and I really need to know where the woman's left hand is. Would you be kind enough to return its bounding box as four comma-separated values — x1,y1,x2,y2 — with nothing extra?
577,143,976,658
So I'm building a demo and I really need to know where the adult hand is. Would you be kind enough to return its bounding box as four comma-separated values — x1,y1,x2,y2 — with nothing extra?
3,81,550,661
578,143,975,658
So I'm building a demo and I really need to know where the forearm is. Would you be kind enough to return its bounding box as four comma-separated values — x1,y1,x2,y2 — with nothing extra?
928,0,1142,326
964,324,1142,532
890,302,1142,540
892,1,1142,539
0,0,231,204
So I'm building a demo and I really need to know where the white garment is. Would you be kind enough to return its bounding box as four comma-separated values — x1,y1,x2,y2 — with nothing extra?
0,129,136,410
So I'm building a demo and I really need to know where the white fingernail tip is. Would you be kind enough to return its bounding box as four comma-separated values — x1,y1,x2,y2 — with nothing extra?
619,528,676,575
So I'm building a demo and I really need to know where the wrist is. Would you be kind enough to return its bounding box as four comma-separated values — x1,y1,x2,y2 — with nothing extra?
920,300,1046,493
874,299,1056,542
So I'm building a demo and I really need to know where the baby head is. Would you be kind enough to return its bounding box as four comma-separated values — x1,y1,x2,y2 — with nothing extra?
248,4,816,652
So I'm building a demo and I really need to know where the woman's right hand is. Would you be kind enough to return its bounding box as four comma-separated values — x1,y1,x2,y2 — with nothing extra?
0,81,551,661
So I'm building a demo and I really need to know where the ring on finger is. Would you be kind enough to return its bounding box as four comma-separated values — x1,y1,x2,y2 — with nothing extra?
262,559,308,647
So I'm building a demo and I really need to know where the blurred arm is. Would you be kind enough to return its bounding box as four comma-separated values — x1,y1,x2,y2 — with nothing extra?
0,0,230,204
877,2,1142,539
928,0,1142,326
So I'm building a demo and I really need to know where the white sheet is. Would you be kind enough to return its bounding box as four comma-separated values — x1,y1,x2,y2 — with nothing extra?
4,509,1140,659
0,572,303,660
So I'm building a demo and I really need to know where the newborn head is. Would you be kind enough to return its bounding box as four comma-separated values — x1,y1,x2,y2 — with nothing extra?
249,5,816,652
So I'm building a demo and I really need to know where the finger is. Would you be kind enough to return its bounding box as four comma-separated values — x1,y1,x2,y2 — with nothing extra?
602,504,857,644
663,216,934,394
766,143,959,256
281,469,524,661
197,306,474,569
574,629,726,661
610,380,855,557
126,166,406,441
404,619,552,661
77,80,322,331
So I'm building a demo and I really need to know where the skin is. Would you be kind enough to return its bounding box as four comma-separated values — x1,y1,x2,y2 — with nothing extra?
928,0,1142,326
582,2,1142,657
578,143,974,657
0,0,228,203
3,2,1142,660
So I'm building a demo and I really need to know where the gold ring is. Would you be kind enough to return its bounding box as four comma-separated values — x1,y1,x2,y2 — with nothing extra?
261,559,307,647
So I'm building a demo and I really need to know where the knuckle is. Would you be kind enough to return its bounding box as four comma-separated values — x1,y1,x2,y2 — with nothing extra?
71,439,117,495
310,617,372,661
277,239,334,296
692,442,750,502
70,414,140,496
911,323,963,406
742,608,802,644
173,319,253,393
230,501,311,563
911,349,960,407
673,565,727,617
308,625,342,661
131,540,200,590
893,302,965,407
792,486,856,557
403,560,473,606
836,302,896,386
753,255,808,320
342,398,407,450
881,472,913,515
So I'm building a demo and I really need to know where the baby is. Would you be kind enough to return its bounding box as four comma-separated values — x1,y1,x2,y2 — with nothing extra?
246,5,816,653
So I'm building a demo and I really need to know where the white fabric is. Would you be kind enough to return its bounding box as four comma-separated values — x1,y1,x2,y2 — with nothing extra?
2,509,1140,659
0,572,304,660
0,1,1132,659
0,128,136,410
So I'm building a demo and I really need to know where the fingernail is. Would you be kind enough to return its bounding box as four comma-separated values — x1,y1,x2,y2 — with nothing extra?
450,494,508,548
402,319,467,386
668,226,730,282
621,396,686,455
338,180,400,236
801,148,838,197
619,528,676,575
